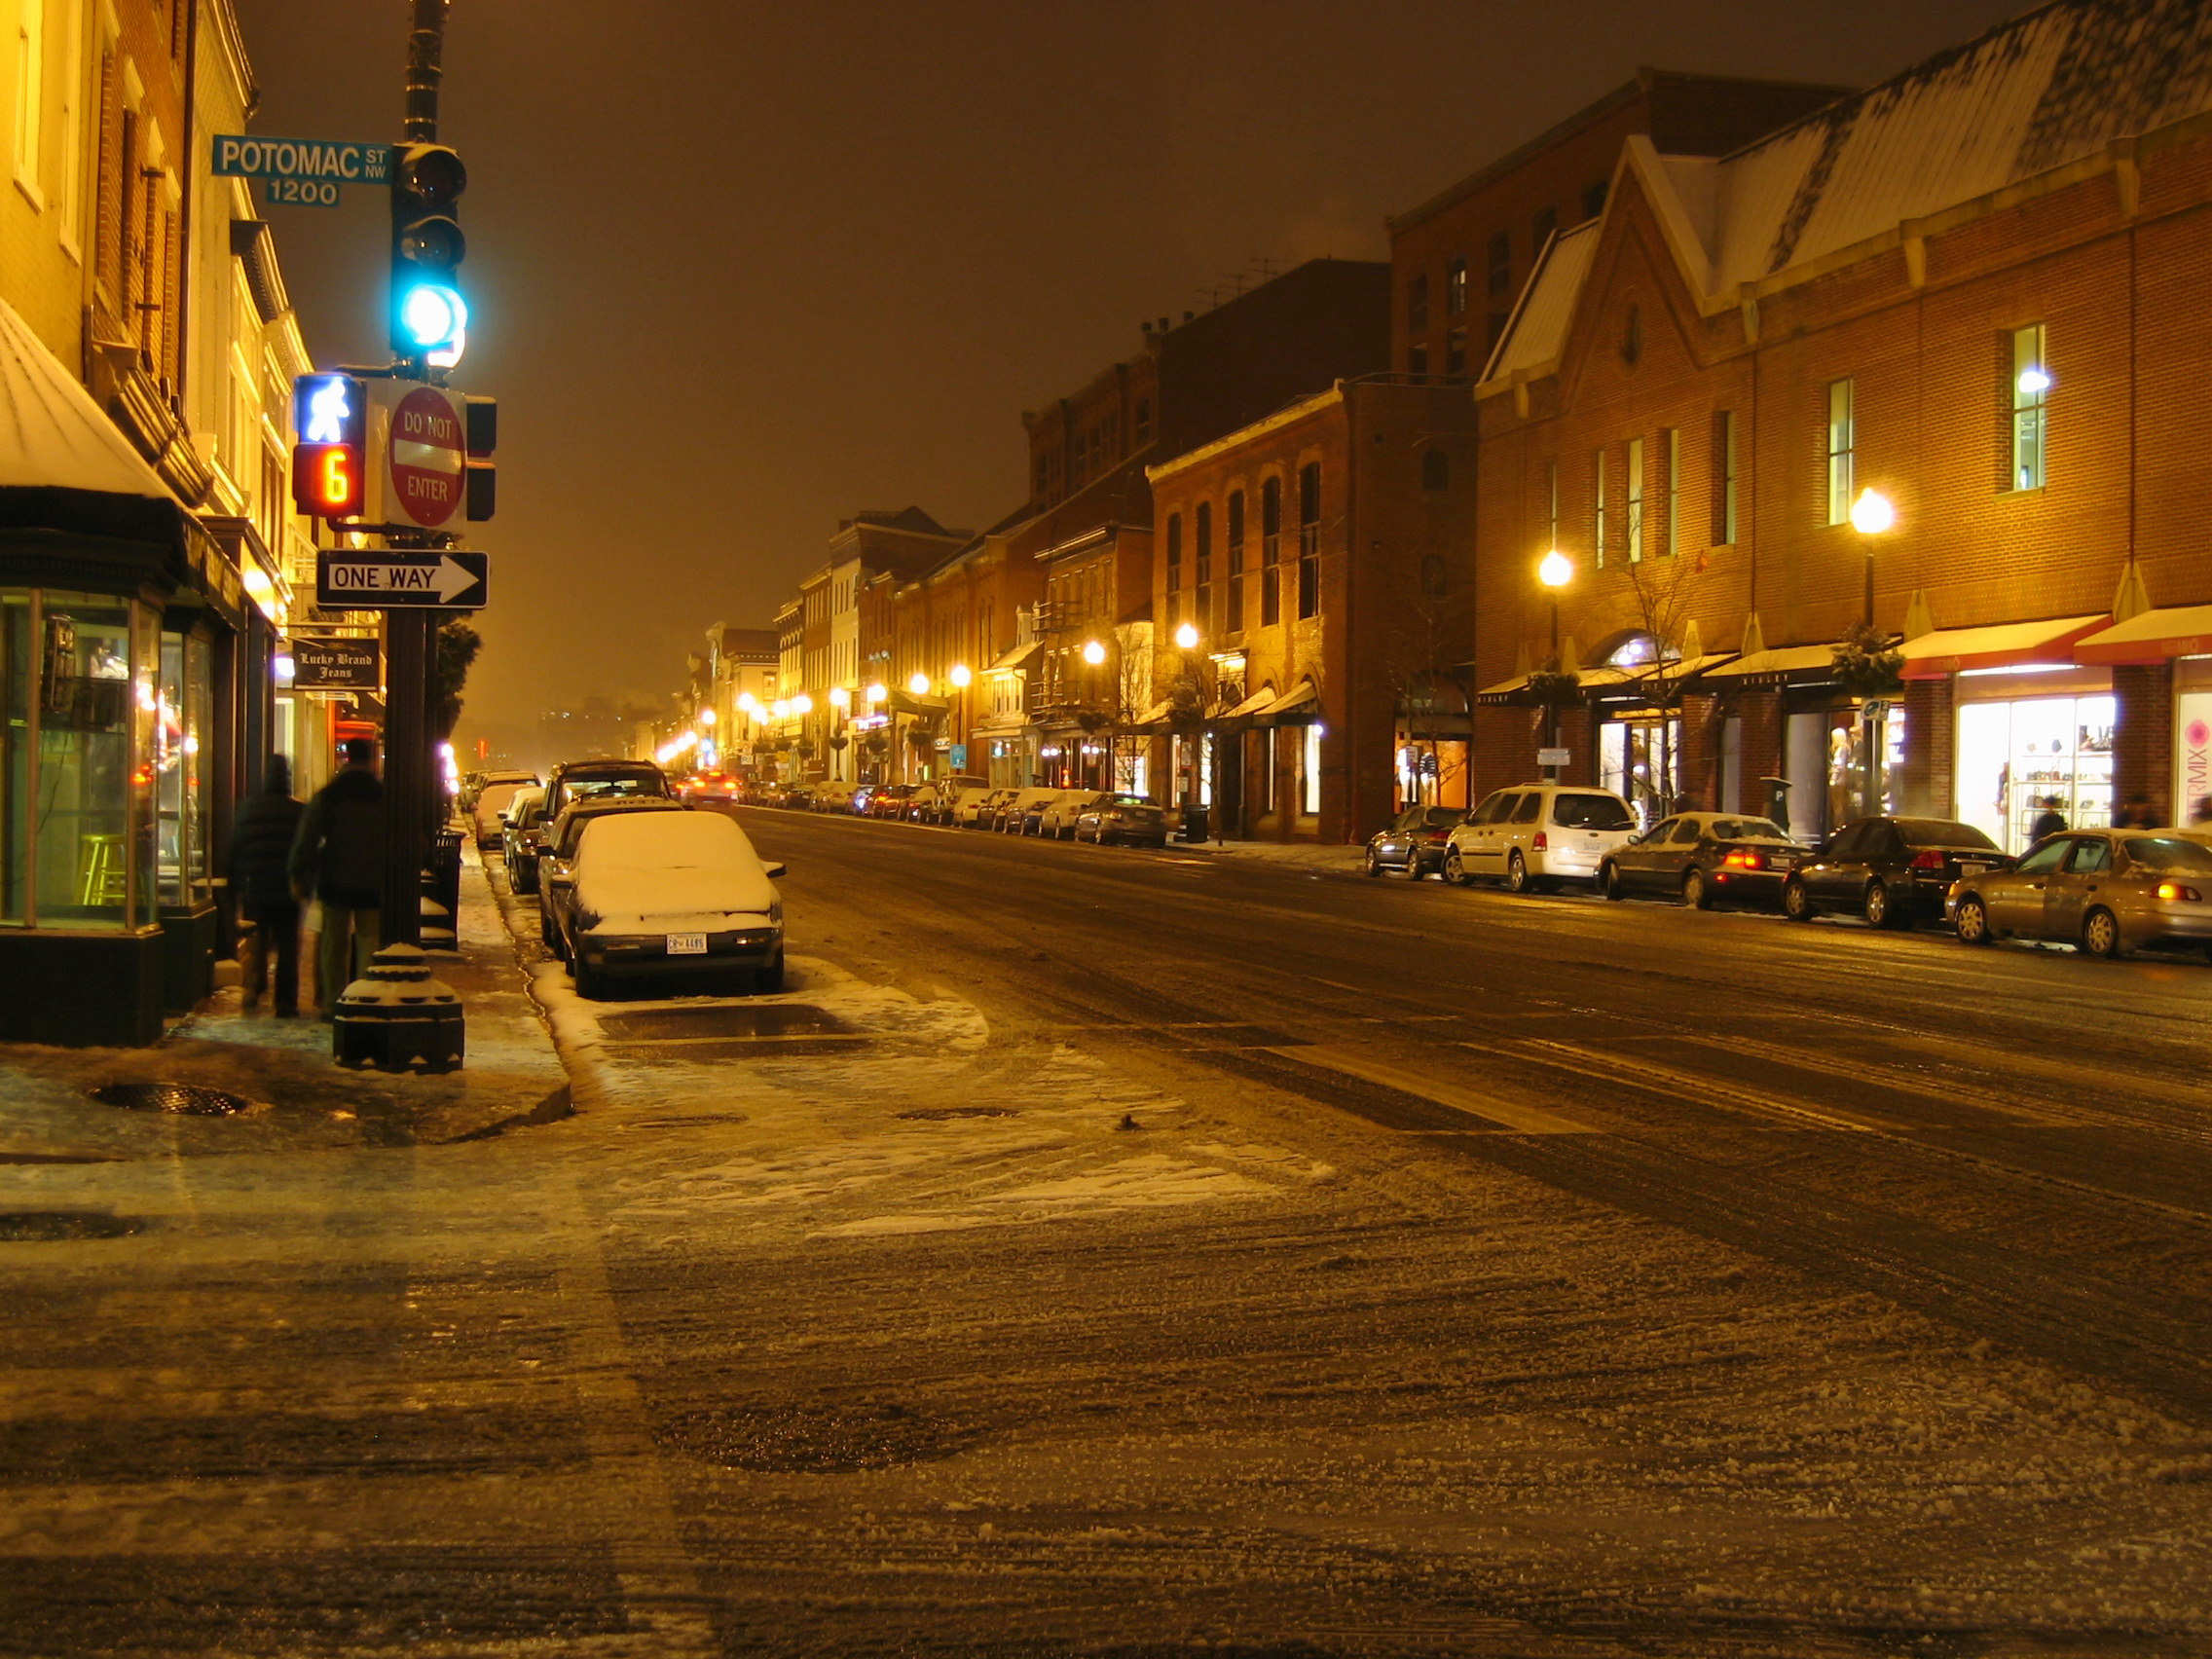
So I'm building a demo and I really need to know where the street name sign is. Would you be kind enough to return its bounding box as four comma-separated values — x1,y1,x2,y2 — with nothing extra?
288,638,382,690
316,552,488,610
212,134,392,182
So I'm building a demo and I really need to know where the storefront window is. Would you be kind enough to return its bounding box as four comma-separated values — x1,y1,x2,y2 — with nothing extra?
34,594,138,930
1955,694,2116,853
1601,717,1680,828
1300,723,1321,816
130,603,159,928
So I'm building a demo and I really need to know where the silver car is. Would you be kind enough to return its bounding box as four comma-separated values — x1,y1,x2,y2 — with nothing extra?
1948,830,2212,959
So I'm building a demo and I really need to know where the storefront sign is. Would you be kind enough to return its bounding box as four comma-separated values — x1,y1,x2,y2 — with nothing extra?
2176,690,2212,821
288,639,381,690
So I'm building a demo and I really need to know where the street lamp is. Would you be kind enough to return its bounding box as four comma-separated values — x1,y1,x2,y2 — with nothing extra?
866,682,886,705
1174,621,1199,651
949,663,972,688
1848,486,1898,815
1536,550,1573,777
907,671,930,696
1082,640,1106,666
828,686,851,710
1849,486,1896,627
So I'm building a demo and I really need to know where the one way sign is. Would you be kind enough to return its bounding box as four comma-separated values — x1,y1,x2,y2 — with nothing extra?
316,551,489,609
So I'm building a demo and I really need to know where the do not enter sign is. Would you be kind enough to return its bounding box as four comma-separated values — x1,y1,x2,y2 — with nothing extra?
380,384,465,529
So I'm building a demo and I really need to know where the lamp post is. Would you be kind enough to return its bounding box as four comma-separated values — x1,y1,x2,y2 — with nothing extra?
1537,549,1572,778
828,684,851,781
1082,640,1107,789
1849,487,1897,815
949,663,972,780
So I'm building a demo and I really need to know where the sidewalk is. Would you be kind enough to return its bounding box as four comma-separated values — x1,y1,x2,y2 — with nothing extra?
0,849,571,1163
1169,836,1367,874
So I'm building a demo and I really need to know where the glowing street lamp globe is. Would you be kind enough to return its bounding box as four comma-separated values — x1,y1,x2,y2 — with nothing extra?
792,693,813,716
865,682,887,704
1082,641,1107,666
1173,622,1199,650
949,663,973,688
1537,549,1572,589
828,685,851,710
907,672,931,696
1849,487,1896,536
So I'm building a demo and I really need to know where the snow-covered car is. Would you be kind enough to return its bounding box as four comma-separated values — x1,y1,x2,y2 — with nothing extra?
999,787,1066,833
563,810,788,998
949,785,1001,828
1443,782,1637,893
470,775,539,848
539,796,693,953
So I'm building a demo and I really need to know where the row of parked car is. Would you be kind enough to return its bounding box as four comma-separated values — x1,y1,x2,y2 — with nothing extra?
743,777,1175,849
471,758,789,997
1365,779,2212,963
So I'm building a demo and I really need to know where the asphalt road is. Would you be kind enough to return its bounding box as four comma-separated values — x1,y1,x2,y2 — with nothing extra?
5,810,2212,1657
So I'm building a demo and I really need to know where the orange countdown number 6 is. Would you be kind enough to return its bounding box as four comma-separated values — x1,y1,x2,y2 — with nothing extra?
318,447,356,509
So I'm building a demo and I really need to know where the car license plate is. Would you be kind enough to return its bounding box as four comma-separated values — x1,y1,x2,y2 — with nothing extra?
665,933,707,955
1958,862,1988,876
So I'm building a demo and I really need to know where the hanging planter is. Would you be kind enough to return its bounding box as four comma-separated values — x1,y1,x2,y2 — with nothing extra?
1830,622,1904,697
828,734,848,752
1527,669,1580,707
904,725,935,752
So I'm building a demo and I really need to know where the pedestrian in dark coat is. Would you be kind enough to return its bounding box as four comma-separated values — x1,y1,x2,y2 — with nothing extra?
230,755,305,1015
290,739,386,1014
2028,795,2067,845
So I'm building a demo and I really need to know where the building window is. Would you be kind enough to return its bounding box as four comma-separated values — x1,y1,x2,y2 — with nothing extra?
1406,274,1428,336
2011,324,2048,491
1712,410,1737,545
1226,488,1245,633
1406,343,1427,379
1446,327,1466,379
1593,448,1607,569
1446,258,1467,316
1487,311,1508,351
1663,428,1679,557
1164,510,1182,627
1487,231,1510,296
1301,722,1322,816
1531,204,1557,251
1194,500,1212,636
15,0,45,193
1297,462,1321,620
1261,477,1281,627
1825,378,1855,526
1582,178,1608,219
1547,458,1559,549
1625,436,1644,564
1421,450,1449,491
1135,397,1152,446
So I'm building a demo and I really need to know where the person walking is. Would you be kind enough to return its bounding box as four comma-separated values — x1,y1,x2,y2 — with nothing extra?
291,738,386,1015
229,755,305,1016
2115,793,2159,830
2191,793,2212,827
2028,794,2067,845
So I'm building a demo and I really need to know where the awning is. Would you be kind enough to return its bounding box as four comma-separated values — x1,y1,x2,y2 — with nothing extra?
985,640,1041,674
1220,682,1276,720
1900,614,2107,679
2073,605,2212,665
1476,669,1531,702
1698,644,1847,684
888,687,951,717
1254,678,1320,726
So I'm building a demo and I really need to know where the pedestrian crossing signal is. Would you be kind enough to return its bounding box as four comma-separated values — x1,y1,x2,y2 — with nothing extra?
290,374,366,519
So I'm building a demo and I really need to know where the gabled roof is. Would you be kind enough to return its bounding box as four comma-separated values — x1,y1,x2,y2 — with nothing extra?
1481,0,2212,395
1483,220,1600,384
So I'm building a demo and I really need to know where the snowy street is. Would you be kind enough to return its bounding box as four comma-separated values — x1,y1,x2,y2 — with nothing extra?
4,811,2212,1655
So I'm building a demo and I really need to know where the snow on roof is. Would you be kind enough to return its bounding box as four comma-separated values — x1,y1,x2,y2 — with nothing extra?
0,295,176,499
1711,0,2212,289
1483,220,1600,383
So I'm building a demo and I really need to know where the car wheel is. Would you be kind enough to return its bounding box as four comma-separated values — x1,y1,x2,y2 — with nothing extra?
1862,880,1897,929
1364,847,1382,877
1954,894,1993,945
2082,906,2122,959
1396,850,1424,880
1505,852,1531,895
1444,847,1468,887
755,951,786,994
1600,862,1624,901
1782,878,1814,922
1681,867,1711,910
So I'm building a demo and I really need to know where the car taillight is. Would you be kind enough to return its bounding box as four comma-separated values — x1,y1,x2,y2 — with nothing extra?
1423,830,1450,843
1722,848,1766,871
2157,882,2202,902
1911,849,1948,871
1532,830,1549,850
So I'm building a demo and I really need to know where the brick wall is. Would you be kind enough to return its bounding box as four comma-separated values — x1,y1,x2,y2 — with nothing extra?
2114,663,2174,824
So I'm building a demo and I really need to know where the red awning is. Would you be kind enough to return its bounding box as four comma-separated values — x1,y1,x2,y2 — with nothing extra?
1899,614,2106,679
2072,605,2212,665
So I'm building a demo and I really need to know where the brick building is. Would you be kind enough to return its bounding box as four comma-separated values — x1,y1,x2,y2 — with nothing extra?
1147,378,1481,844
1470,0,2212,850
1390,69,1846,384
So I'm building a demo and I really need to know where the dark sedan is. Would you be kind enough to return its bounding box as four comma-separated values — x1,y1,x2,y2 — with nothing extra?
1599,812,1807,908
1074,793,1168,848
1365,805,1466,879
1782,815,2009,928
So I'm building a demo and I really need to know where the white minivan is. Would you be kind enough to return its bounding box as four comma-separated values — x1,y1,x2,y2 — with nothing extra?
1443,782,1639,894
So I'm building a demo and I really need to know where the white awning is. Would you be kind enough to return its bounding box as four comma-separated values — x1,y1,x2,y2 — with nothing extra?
985,641,1041,674
2073,605,2212,666
0,295,172,499
1900,614,2106,678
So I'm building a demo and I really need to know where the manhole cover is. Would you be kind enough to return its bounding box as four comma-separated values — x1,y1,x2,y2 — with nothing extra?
0,1211,140,1241
89,1082,258,1117
656,1403,962,1472
898,1106,1017,1122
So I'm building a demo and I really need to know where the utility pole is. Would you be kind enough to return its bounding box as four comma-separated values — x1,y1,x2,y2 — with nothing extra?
379,0,450,947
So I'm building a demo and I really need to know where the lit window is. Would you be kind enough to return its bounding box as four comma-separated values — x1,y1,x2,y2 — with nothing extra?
2012,324,2048,491
1593,448,1607,569
1825,379,1855,526
1301,722,1322,815
1713,410,1737,545
1297,463,1321,620
1625,436,1643,564
1664,428,1679,557
1446,258,1467,316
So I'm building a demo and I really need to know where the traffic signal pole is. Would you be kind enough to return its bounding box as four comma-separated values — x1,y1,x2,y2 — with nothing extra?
379,0,451,948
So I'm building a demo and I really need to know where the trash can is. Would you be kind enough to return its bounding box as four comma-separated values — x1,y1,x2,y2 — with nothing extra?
1178,798,1210,843
422,827,462,938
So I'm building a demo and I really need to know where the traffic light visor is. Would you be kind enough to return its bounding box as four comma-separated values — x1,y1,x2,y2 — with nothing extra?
396,145,466,207
398,216,465,269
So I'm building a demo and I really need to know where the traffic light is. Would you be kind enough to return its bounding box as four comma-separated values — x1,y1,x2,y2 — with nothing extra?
290,373,366,518
464,394,497,521
389,142,467,361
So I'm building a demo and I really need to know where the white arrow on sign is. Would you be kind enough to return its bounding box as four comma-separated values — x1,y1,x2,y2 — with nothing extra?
325,556,480,603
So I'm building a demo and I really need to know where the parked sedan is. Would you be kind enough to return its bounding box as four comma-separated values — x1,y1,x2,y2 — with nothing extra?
996,787,1064,833
470,775,539,849
538,796,693,955
1071,793,1168,847
1599,812,1808,909
1949,830,2212,958
1365,805,1466,879
564,809,788,998
500,787,551,895
1782,815,2009,928
963,788,1018,829
866,784,916,819
948,785,1001,828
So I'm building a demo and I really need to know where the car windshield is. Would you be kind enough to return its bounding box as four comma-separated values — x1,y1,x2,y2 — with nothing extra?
1897,819,1999,851
570,774,665,800
2123,836,2212,871
1712,818,1788,841
1550,793,1634,830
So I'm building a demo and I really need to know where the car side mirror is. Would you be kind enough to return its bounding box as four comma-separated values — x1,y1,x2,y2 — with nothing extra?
549,871,574,889
760,860,787,878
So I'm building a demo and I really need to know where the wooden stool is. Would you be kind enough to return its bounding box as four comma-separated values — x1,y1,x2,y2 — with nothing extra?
79,833,126,907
